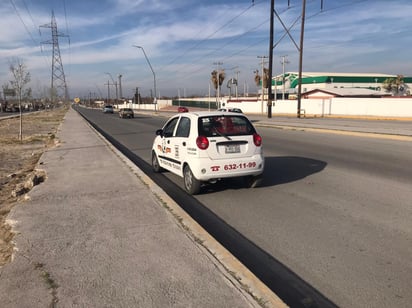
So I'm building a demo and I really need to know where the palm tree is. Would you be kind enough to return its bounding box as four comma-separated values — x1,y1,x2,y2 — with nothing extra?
383,74,405,95
262,68,270,89
210,70,226,94
254,70,261,87
211,70,218,91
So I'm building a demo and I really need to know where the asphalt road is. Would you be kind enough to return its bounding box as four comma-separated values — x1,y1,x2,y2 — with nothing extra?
77,107,412,308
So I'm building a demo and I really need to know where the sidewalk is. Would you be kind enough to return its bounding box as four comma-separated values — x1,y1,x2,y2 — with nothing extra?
0,108,285,307
249,115,412,138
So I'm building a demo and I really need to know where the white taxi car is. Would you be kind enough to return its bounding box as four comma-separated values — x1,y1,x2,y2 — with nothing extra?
151,111,264,194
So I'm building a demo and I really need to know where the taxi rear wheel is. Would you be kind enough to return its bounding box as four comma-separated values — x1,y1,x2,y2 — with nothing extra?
244,175,262,188
152,152,163,173
183,165,201,195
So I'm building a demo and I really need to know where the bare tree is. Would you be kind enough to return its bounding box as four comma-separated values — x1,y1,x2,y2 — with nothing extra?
9,58,31,141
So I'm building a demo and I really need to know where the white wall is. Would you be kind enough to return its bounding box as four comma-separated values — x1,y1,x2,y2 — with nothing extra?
225,97,412,118
117,99,173,111
118,97,412,118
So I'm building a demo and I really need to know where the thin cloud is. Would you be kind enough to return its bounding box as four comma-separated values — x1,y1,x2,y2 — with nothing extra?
1,0,411,98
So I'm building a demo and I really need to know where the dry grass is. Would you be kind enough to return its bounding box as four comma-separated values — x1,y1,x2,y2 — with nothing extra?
0,106,68,266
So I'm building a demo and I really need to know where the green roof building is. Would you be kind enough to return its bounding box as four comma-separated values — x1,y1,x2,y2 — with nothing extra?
273,72,411,97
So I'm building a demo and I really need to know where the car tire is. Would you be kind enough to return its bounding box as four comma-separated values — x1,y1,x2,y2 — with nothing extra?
152,152,163,173
244,175,262,188
183,165,201,195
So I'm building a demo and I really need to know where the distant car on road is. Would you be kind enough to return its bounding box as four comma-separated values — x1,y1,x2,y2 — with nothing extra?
217,107,243,113
177,106,189,113
151,111,264,195
119,108,134,118
103,105,114,113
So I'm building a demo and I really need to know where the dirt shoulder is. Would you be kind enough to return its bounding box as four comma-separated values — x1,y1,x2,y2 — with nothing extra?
0,106,68,266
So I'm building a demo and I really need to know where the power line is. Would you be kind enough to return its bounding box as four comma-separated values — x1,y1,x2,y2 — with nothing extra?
62,0,72,86
157,3,298,85
155,0,372,91
62,0,70,37
315,0,370,14
21,0,38,31
9,0,38,46
157,5,272,85
158,1,263,73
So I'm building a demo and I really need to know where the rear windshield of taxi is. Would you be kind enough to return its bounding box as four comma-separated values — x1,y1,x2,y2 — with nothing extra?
198,115,256,137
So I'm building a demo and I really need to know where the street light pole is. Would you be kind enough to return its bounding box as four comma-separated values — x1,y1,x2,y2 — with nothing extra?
133,45,157,110
280,55,289,100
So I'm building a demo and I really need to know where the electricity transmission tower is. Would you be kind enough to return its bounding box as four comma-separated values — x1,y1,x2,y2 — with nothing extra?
40,10,69,103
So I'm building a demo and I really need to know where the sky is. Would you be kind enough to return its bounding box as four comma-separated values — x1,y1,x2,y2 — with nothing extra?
0,0,411,99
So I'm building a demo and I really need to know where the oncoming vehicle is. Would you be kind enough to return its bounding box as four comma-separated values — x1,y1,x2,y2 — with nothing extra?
151,111,264,195
119,108,134,118
103,105,114,113
217,107,243,113
177,106,189,113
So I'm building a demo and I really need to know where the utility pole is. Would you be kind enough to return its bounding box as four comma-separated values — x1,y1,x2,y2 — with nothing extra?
208,83,211,110
267,0,275,118
118,74,123,99
105,80,111,104
105,73,118,104
297,0,307,118
235,70,240,98
257,56,268,114
135,87,140,106
280,55,289,100
268,0,322,118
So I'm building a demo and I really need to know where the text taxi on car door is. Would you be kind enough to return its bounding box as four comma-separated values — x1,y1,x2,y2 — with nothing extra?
151,111,264,195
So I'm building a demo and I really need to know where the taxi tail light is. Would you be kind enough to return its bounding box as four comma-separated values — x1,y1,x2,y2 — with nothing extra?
196,135,209,150
253,133,262,147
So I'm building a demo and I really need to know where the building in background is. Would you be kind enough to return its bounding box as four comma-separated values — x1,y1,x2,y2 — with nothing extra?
273,72,412,99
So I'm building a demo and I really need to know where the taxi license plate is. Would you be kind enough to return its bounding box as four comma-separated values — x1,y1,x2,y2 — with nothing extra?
225,144,240,153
